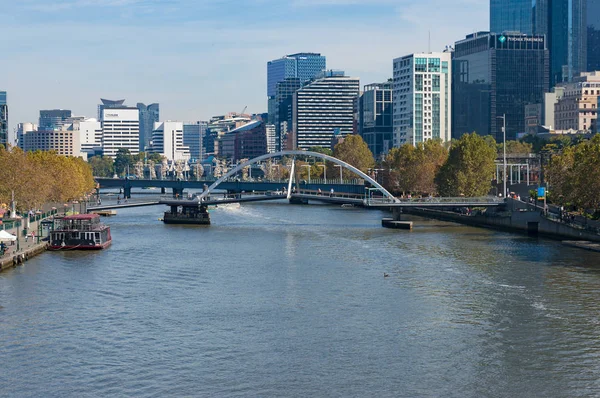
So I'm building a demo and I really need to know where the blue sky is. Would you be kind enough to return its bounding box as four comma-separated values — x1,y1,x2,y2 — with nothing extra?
1,0,488,134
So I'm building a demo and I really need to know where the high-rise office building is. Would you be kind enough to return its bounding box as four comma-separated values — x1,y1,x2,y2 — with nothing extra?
137,103,159,151
267,53,326,147
452,32,549,141
218,120,268,162
183,121,207,160
292,71,359,150
490,0,586,86
98,99,125,119
359,81,393,158
274,77,303,150
588,1,600,72
148,121,190,161
0,91,7,146
101,107,140,158
39,109,72,130
76,118,103,156
393,52,452,147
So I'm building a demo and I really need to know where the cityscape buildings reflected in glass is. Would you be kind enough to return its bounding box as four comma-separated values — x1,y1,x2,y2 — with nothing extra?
452,32,549,141
588,0,600,71
549,0,586,85
137,103,159,152
490,0,537,34
267,53,326,149
359,82,393,158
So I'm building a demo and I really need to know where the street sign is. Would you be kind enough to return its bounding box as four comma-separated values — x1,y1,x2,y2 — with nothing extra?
537,187,545,199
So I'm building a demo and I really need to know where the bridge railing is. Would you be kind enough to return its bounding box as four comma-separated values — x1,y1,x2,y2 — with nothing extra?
365,196,505,206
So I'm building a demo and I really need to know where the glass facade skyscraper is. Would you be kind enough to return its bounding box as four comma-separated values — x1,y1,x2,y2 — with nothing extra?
359,82,393,158
39,109,72,130
491,0,586,86
137,103,159,151
453,32,549,141
267,53,326,148
0,91,7,146
392,52,452,147
588,1,600,71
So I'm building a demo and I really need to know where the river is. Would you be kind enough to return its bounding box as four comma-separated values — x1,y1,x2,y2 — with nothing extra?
1,201,600,397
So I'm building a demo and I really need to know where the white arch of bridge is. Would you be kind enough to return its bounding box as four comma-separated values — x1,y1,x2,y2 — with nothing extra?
198,150,398,202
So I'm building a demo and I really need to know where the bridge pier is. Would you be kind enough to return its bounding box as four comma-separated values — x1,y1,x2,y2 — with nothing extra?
392,207,403,221
124,187,131,199
161,187,166,194
172,187,184,198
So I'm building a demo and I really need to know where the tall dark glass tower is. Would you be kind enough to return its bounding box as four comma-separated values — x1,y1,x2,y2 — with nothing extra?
0,91,7,146
452,32,549,141
588,1,600,71
137,103,159,151
490,0,586,86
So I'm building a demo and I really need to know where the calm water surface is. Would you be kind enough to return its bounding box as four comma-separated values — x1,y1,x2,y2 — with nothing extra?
1,202,600,397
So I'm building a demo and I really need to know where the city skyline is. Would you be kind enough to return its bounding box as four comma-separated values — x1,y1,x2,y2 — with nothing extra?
1,0,488,135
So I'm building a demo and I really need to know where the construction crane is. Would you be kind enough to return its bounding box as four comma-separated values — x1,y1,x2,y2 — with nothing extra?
240,105,247,115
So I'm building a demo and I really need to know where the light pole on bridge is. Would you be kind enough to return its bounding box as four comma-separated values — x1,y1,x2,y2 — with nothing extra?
301,165,311,184
317,164,326,184
496,114,507,198
334,164,343,184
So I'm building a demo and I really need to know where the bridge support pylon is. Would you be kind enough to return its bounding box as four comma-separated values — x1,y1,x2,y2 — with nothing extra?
392,207,403,221
289,197,309,205
172,187,184,198
161,187,166,194
124,187,131,199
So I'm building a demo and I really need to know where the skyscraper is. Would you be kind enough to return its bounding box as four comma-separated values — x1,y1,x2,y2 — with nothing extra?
39,109,72,130
452,32,549,141
0,91,7,146
98,99,125,119
267,53,326,148
183,121,207,160
392,52,452,147
587,1,600,71
137,103,159,152
292,71,359,150
490,0,586,86
101,107,140,158
148,121,190,161
359,81,393,158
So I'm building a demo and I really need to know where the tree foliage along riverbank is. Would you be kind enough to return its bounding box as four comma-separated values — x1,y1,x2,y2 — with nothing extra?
0,147,95,212
383,133,497,197
546,134,600,212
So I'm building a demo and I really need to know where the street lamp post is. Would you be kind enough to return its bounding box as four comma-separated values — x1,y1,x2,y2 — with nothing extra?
301,165,311,184
318,164,326,183
497,114,507,198
334,165,343,183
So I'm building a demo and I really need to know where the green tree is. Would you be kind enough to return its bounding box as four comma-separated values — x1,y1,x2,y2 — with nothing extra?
386,140,448,195
547,134,600,211
114,148,134,176
332,135,374,178
435,133,497,197
499,140,533,155
89,155,114,177
308,146,333,156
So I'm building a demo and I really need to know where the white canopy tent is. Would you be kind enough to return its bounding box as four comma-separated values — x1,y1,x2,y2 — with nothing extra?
0,230,17,242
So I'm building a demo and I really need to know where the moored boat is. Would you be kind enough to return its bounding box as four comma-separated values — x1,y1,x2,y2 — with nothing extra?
49,214,112,250
160,199,211,225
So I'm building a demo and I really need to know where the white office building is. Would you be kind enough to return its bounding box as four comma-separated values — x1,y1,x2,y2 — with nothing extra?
75,118,103,156
149,121,190,161
393,52,452,146
101,108,140,157
266,124,276,153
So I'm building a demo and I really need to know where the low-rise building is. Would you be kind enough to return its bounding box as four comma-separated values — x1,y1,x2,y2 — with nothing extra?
148,121,190,161
555,71,600,132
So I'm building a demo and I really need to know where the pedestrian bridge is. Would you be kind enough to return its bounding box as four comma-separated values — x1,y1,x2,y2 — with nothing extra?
89,150,505,212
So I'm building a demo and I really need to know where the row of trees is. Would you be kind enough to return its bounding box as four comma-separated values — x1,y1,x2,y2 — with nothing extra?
0,147,95,212
89,149,165,177
546,134,600,211
384,133,498,197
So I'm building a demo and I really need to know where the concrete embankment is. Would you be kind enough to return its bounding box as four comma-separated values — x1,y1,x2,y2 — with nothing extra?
398,199,600,244
0,241,49,272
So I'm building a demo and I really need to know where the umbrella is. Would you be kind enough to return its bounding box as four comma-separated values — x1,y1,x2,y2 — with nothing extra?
0,230,17,242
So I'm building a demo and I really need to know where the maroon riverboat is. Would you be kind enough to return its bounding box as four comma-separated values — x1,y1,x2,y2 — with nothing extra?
49,214,112,250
